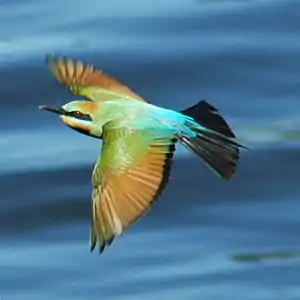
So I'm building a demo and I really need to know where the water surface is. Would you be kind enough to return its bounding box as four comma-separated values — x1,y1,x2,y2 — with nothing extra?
1,0,300,299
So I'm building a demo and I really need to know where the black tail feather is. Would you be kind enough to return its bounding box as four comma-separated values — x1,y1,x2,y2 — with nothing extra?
180,135,239,179
180,100,244,179
181,100,235,138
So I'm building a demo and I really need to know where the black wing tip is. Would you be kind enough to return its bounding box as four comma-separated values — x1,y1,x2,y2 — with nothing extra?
89,242,106,254
90,236,115,254
90,241,96,252
153,138,176,202
99,244,106,254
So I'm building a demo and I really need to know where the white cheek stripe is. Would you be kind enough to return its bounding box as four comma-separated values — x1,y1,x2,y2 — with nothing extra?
73,119,92,127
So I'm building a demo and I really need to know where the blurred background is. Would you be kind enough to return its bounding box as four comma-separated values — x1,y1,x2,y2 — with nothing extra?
1,0,300,299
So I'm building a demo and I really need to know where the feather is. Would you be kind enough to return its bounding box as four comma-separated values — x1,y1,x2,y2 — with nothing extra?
45,55,146,102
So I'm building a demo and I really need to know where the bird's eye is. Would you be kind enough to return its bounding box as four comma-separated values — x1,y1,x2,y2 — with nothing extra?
73,111,83,117
69,110,92,121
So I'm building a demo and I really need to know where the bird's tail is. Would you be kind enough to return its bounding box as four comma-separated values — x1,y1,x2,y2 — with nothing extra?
179,100,246,180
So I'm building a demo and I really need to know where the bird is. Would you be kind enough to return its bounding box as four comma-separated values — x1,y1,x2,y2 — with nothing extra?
39,56,246,254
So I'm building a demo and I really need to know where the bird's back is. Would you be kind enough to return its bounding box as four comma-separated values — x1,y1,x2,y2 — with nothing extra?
95,99,180,137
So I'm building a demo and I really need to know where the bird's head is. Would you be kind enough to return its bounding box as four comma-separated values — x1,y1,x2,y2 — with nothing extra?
39,100,103,138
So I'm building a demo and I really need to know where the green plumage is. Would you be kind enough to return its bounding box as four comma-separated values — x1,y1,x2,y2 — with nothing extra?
93,125,151,181
40,56,246,254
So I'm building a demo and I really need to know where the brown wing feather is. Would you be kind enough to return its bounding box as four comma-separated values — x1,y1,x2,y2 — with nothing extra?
45,55,146,102
91,139,176,253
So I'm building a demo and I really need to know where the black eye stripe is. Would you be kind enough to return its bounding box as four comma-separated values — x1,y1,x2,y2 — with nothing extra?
79,115,92,121
67,111,92,121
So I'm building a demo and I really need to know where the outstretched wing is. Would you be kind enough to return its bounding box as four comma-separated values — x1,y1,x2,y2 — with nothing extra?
45,56,146,102
90,125,176,253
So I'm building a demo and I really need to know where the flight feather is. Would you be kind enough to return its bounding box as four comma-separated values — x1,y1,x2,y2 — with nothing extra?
90,123,176,253
45,56,146,102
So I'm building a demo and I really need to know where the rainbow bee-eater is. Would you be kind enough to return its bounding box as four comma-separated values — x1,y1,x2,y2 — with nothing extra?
39,56,245,254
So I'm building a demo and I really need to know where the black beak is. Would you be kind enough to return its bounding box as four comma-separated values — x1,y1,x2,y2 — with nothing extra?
39,105,66,115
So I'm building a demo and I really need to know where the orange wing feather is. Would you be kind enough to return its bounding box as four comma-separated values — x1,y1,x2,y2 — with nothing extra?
91,139,176,253
45,55,146,102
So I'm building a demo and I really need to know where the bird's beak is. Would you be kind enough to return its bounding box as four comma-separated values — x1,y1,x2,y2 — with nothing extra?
38,105,66,115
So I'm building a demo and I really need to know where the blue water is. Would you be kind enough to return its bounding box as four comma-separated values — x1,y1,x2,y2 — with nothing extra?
1,0,300,299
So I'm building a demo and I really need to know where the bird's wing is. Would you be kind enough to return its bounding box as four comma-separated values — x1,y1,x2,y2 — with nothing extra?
45,56,146,102
90,124,176,253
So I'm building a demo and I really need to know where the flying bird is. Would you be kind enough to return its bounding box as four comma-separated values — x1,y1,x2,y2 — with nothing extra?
39,56,245,254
